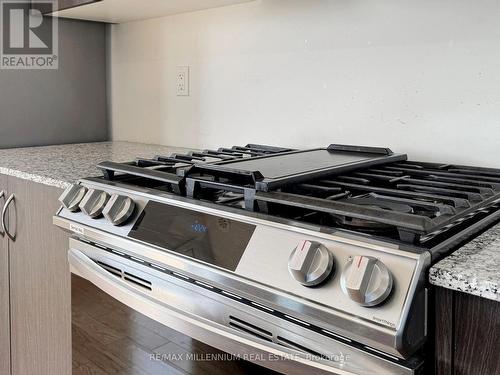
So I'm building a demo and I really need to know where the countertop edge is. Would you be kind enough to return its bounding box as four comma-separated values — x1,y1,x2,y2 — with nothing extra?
428,221,500,303
0,167,69,189
429,267,500,302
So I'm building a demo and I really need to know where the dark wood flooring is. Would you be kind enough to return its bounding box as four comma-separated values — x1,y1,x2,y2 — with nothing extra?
72,275,278,375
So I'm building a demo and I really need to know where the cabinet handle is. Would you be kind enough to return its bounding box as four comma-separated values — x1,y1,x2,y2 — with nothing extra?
1,194,15,241
0,191,4,237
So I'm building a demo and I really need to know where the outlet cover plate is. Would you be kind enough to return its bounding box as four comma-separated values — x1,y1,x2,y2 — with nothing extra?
176,66,189,96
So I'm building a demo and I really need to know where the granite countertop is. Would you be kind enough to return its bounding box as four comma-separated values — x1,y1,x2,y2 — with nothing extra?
0,141,190,189
429,223,500,302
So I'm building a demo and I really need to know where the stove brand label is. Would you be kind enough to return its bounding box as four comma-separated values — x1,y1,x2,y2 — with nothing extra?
372,316,396,328
69,223,84,236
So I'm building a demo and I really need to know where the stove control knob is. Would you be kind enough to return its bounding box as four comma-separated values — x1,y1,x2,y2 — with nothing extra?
79,189,110,218
341,255,393,307
102,194,136,226
288,240,334,287
59,184,87,212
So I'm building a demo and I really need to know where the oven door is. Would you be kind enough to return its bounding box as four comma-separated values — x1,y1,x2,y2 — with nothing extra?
68,238,420,375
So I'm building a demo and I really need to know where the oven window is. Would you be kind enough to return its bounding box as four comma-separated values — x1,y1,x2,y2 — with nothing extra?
128,201,256,271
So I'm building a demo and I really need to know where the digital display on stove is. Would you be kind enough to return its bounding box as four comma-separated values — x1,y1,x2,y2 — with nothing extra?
128,201,256,271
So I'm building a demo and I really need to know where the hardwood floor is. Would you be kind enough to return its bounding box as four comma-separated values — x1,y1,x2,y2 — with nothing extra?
71,275,278,375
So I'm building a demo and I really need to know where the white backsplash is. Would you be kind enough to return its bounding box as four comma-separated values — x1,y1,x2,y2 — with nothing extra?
108,0,500,167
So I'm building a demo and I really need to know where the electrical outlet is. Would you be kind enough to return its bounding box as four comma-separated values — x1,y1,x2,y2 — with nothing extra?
176,66,189,96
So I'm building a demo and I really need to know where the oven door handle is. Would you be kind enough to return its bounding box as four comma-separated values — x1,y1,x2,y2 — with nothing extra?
68,248,363,375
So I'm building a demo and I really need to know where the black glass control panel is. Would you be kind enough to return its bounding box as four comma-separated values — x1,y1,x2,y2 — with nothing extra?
128,201,256,271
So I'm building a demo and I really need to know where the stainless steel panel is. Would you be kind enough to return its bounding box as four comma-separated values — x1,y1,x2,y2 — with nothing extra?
236,225,418,329
68,239,421,375
54,179,430,358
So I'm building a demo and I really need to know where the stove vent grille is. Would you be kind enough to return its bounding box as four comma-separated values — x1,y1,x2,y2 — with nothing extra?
228,315,330,360
96,260,152,291
228,316,273,342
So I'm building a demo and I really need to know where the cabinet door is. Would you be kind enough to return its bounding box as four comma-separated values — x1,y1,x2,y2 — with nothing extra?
32,0,100,14
7,177,71,375
0,174,10,375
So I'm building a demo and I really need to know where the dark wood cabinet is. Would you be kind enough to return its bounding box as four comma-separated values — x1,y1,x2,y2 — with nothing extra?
32,0,255,23
32,0,101,15
54,0,101,12
432,287,500,375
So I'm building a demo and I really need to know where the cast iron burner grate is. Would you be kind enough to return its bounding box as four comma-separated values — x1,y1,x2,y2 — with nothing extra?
331,195,415,232
96,144,500,246
252,161,500,244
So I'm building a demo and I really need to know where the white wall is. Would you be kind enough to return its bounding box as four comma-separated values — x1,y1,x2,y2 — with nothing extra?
109,0,500,167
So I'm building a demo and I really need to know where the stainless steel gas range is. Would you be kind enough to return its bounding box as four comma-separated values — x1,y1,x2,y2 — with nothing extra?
53,144,500,375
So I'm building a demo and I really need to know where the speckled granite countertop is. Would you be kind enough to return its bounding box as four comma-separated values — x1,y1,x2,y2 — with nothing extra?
0,141,190,189
429,223,500,302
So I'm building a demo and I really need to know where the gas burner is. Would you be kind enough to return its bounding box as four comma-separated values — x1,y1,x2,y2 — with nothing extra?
332,195,414,232
345,196,414,214
213,191,245,208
